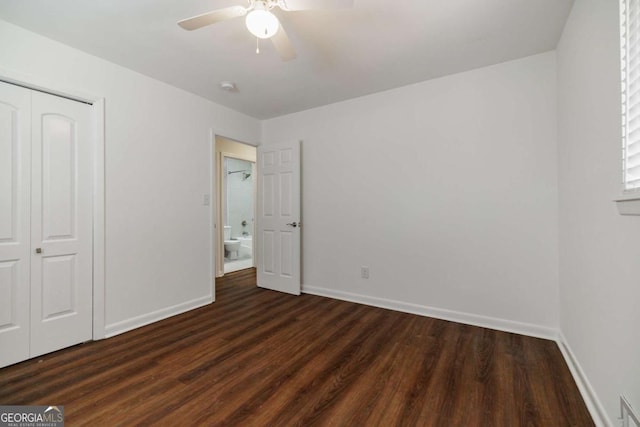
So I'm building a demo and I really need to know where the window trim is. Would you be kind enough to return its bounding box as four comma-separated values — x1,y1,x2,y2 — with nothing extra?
617,0,640,214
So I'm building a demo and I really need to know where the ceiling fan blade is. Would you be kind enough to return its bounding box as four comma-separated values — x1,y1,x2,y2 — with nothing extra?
178,6,247,31
271,25,297,61
278,0,354,11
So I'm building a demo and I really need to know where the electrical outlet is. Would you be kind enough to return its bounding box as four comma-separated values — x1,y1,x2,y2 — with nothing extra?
203,194,210,206
361,266,369,279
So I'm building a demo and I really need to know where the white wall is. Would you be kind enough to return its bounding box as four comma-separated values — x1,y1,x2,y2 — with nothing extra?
557,0,640,425
263,52,559,335
0,19,261,335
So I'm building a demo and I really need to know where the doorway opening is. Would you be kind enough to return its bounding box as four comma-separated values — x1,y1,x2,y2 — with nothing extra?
214,136,257,277
223,156,256,273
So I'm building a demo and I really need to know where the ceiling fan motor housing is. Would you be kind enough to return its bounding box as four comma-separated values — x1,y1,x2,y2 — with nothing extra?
246,2,280,39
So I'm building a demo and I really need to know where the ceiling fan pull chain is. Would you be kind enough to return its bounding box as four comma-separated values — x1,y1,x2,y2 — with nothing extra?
256,37,260,54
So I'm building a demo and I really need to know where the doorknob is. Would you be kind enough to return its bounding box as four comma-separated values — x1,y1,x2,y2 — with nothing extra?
286,222,298,228
35,248,42,254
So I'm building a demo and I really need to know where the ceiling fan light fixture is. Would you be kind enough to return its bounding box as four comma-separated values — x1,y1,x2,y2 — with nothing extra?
245,9,279,39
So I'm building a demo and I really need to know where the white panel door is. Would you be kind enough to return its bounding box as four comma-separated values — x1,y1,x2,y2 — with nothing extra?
257,141,301,295
30,91,92,357
0,82,31,367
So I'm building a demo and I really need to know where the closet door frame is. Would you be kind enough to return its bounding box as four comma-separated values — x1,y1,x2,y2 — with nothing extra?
0,71,106,341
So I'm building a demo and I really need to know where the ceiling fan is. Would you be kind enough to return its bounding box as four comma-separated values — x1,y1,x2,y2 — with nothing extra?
178,0,355,61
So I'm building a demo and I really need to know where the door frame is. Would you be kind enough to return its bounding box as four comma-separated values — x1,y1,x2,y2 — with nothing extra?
0,69,106,339
210,132,258,297
218,151,257,276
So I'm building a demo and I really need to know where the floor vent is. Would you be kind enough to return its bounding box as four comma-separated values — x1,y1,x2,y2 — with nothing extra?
621,396,640,427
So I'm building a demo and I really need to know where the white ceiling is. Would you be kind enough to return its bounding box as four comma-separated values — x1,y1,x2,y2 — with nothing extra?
0,0,574,119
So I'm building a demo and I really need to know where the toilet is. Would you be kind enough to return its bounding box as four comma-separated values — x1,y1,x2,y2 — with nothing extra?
224,226,241,259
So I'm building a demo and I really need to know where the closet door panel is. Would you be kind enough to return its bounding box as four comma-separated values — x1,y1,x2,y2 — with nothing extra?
0,81,31,368
30,91,92,358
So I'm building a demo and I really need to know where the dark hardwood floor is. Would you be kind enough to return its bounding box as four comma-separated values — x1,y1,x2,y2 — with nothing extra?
0,268,593,426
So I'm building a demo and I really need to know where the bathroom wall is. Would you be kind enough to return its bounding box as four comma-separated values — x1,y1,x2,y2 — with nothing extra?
262,51,559,336
216,136,258,160
225,158,255,238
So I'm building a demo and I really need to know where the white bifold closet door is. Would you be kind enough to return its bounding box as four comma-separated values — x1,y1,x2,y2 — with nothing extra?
0,81,93,368
0,82,31,366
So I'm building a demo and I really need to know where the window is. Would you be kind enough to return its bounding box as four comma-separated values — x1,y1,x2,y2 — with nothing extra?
621,0,640,191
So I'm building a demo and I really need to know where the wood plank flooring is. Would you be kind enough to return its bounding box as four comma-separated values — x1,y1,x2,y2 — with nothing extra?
0,268,594,426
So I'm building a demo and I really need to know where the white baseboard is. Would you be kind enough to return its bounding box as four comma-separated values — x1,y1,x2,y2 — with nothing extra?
556,332,611,427
302,285,610,424
104,295,213,338
99,284,607,426
301,285,558,340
